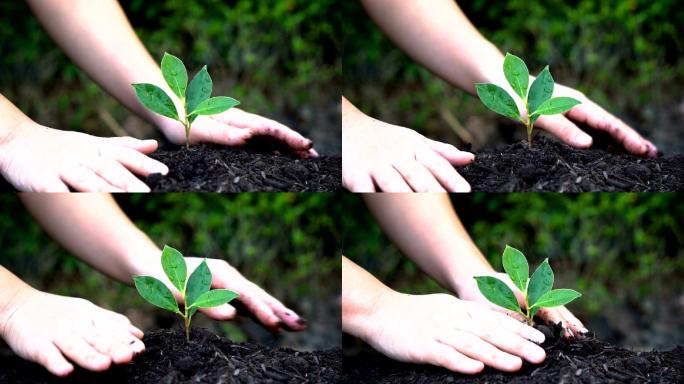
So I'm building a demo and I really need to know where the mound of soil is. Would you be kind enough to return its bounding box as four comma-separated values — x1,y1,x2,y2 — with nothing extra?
458,136,684,192
0,328,342,384
342,323,684,383
147,141,341,192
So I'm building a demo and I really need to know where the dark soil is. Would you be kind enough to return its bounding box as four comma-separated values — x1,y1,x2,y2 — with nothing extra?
342,322,684,383
0,328,342,384
147,140,341,192
458,136,684,192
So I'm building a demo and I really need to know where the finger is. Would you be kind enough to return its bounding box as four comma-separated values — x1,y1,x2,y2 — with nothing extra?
87,158,150,192
31,342,74,377
54,332,111,372
566,103,652,156
370,165,412,192
236,294,281,331
425,342,484,374
493,312,546,344
199,303,237,320
439,330,522,372
536,307,581,338
251,117,313,151
392,159,446,192
128,324,144,339
212,112,313,151
104,137,159,154
469,322,546,364
555,306,588,336
103,147,169,176
424,139,475,165
194,118,254,146
343,171,375,192
79,328,133,365
535,114,593,148
249,286,307,331
61,165,124,192
415,148,471,192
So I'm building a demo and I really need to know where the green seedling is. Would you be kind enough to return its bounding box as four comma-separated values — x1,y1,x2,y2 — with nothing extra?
133,53,240,148
475,53,581,148
474,245,581,326
133,246,238,341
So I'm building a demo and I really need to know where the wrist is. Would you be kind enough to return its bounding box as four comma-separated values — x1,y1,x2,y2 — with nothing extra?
344,283,400,343
0,271,36,337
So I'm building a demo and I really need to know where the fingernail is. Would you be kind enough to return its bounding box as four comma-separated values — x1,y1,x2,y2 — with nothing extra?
296,318,309,327
573,133,592,147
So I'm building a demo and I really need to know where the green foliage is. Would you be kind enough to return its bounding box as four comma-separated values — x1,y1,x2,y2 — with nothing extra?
134,53,239,147
476,53,580,147
134,245,238,340
475,245,581,324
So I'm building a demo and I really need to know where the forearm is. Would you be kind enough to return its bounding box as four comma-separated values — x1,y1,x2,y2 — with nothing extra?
26,0,174,129
360,0,505,94
342,256,398,341
363,193,493,292
19,193,160,284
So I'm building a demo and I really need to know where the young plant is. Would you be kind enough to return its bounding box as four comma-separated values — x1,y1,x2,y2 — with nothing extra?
474,245,581,326
133,246,239,341
475,53,581,148
133,53,241,148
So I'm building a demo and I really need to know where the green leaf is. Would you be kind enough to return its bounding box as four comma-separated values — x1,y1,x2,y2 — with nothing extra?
189,289,239,309
475,83,520,120
474,276,521,313
161,53,188,99
185,259,211,307
186,66,213,115
133,276,180,314
503,53,529,100
527,259,553,307
531,289,581,309
502,245,529,292
529,306,541,319
527,66,554,114
531,97,581,116
132,83,178,120
161,246,186,293
189,96,240,116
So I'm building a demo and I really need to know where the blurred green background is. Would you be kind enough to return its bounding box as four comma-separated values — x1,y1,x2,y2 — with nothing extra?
343,193,684,350
343,0,684,154
0,0,340,154
0,193,340,350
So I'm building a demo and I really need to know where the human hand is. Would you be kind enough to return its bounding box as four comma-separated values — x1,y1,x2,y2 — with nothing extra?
343,111,474,192
456,271,588,337
139,256,307,333
0,287,145,377
0,121,168,192
358,291,546,374
533,84,657,158
157,108,317,158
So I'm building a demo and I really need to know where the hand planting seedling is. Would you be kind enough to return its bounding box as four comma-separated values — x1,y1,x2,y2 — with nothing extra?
474,245,581,326
475,53,581,148
133,53,241,148
133,246,239,341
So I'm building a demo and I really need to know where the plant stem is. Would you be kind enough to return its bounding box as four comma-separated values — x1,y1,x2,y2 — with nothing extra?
526,120,533,149
183,119,191,149
184,313,190,341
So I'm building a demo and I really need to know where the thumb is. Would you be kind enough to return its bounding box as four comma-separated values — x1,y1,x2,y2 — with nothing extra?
198,303,237,320
534,114,593,148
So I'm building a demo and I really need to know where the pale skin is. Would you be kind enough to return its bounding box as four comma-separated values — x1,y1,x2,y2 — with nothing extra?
343,0,658,192
0,194,307,377
342,194,587,374
0,0,315,192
